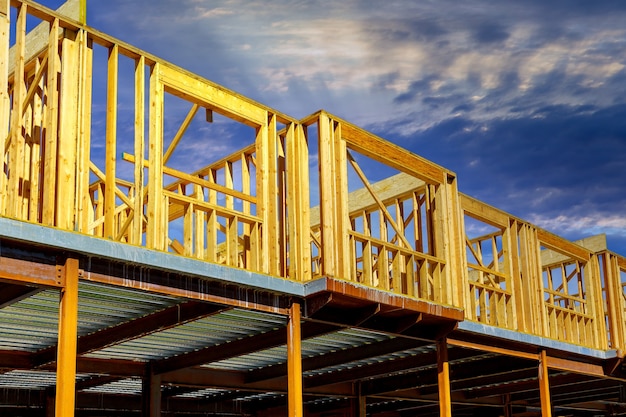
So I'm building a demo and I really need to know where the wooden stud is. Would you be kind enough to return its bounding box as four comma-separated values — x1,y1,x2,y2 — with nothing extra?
163,103,198,164
7,3,27,219
0,0,9,216
75,31,93,233
104,44,119,239
55,258,80,416
286,123,311,281
318,112,337,277
287,301,303,417
147,63,165,250
42,18,59,226
132,56,146,245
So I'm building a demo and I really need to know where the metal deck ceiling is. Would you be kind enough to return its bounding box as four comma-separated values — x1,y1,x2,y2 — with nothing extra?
0,267,623,416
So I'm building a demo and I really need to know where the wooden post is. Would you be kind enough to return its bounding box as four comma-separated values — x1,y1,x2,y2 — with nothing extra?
437,339,452,417
538,350,552,417
42,18,60,226
55,258,80,417
286,123,311,281
132,56,145,245
147,63,164,250
0,0,9,216
75,30,93,234
318,112,349,278
56,30,80,229
79,0,87,24
104,44,118,239
287,301,303,417
7,3,26,219
142,364,162,417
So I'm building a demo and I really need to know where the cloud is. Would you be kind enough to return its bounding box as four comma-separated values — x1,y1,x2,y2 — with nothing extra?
80,0,626,256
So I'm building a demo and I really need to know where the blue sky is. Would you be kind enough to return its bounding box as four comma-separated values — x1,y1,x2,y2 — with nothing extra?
42,0,626,255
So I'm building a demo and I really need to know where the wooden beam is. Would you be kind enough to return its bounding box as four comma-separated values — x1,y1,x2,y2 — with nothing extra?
55,258,79,417
159,64,266,127
310,172,425,228
163,103,198,164
287,301,303,417
336,115,447,185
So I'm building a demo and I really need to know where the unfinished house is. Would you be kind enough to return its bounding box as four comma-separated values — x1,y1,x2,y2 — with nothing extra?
1,1,626,416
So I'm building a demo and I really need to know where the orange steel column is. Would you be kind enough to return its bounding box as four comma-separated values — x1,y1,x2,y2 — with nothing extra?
437,339,452,417
539,350,553,417
287,301,303,417
55,258,80,416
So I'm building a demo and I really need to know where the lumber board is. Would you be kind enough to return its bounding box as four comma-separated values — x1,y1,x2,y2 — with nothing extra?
159,64,266,127
310,172,425,228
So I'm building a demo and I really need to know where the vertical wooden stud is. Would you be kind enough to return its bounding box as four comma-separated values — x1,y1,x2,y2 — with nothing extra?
56,31,80,229
437,339,452,417
76,29,94,232
254,113,273,274
104,44,118,239
7,3,26,219
0,0,10,216
538,350,552,417
334,120,350,279
55,258,80,416
287,301,303,417
42,18,60,225
286,123,311,281
147,63,164,250
318,112,336,277
132,56,145,245
265,114,280,275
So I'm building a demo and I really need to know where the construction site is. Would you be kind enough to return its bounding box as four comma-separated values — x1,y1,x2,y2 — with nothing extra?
1,0,626,416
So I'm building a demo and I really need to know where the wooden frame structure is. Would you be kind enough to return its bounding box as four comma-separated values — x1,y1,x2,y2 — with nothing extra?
1,1,626,416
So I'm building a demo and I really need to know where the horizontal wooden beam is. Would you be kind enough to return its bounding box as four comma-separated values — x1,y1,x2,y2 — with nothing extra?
310,172,425,227
159,64,267,127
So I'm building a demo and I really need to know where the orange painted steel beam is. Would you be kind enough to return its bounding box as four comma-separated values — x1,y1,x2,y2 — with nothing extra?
55,258,79,417
539,350,553,417
287,302,303,417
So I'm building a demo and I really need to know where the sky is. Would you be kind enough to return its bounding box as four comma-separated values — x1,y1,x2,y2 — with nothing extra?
38,0,626,256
